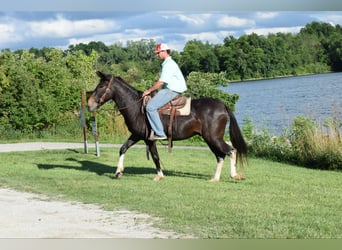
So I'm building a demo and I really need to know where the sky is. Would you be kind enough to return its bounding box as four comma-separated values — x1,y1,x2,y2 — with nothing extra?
1,1,342,51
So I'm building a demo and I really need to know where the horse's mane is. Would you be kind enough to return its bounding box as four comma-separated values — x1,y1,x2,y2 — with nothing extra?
113,75,141,99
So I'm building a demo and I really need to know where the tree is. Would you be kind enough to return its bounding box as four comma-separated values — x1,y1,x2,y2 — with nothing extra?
180,40,219,76
0,48,98,134
185,72,239,111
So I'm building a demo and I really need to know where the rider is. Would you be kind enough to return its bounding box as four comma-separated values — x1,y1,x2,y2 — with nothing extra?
142,43,187,141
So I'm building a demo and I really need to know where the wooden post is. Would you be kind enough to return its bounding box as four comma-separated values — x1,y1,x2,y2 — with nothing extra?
80,90,88,154
91,111,100,157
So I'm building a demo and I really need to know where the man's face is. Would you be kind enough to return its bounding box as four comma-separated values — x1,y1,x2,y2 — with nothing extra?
156,50,167,60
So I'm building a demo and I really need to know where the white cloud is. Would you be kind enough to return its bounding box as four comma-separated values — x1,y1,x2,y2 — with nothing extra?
312,13,342,25
0,23,17,43
2,11,341,51
256,12,278,19
28,15,120,38
217,16,255,28
177,13,212,25
68,29,162,48
0,18,27,47
245,26,303,36
181,31,235,44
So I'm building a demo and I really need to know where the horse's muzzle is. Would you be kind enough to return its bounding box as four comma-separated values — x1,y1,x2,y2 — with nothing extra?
87,96,98,112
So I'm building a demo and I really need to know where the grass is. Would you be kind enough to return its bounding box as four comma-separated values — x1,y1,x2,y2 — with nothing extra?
245,115,342,170
0,146,341,238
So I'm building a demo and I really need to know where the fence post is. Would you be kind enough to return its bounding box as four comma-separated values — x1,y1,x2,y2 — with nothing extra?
80,90,88,154
91,111,100,157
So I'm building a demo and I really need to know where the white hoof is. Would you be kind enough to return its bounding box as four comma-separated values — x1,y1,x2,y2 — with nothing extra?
153,175,164,181
231,173,245,180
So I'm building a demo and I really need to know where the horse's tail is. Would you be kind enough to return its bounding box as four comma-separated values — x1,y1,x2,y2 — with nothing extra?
226,106,248,165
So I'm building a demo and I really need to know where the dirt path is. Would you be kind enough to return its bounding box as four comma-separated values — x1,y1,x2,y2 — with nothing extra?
0,142,191,238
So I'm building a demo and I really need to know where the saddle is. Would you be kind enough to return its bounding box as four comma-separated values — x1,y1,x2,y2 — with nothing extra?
143,94,191,152
158,95,191,116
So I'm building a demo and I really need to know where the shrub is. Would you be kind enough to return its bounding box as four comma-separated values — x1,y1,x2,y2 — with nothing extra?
290,116,342,170
247,115,342,170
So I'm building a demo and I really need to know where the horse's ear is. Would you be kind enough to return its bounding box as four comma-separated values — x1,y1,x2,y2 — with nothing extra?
96,71,106,79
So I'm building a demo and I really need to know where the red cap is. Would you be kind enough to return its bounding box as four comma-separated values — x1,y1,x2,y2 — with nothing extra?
154,43,170,53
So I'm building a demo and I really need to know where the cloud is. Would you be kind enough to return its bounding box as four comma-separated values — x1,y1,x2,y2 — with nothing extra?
1,11,342,51
68,29,162,48
177,13,212,25
0,16,28,47
0,23,18,43
256,12,278,19
28,14,120,38
312,12,342,25
181,30,235,44
217,15,255,28
245,26,303,36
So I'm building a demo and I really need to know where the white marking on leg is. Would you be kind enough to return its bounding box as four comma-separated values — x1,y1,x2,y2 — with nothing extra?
229,150,244,180
115,154,125,174
230,150,237,178
211,158,224,182
153,169,164,181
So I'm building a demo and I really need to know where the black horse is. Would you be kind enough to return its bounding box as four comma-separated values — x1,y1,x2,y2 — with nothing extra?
88,71,247,181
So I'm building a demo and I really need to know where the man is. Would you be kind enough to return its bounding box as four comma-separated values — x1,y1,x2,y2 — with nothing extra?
142,43,187,140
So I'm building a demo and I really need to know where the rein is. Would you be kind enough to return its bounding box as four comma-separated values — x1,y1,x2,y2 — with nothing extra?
117,96,144,111
99,76,114,104
99,76,143,111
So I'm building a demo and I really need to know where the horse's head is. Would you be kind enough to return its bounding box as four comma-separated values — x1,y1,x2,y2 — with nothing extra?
88,71,114,112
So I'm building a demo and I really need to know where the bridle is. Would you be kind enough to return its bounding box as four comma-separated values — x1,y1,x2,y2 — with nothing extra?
97,76,143,111
99,76,114,105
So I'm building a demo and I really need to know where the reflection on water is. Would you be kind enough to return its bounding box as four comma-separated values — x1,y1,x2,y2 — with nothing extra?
223,72,342,134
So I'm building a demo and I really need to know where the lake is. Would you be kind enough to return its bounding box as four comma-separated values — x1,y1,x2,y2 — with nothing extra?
222,72,342,134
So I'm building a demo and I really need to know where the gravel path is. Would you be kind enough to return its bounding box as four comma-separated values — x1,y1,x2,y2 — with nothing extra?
0,142,192,238
0,142,122,152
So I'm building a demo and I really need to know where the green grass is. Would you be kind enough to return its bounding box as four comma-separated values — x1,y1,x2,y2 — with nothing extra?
0,146,341,238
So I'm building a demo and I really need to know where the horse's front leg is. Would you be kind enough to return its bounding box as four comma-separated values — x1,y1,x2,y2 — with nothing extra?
115,135,140,179
210,156,225,182
145,140,164,181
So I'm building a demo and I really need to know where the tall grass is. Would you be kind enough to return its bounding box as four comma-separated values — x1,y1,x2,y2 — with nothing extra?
246,115,342,170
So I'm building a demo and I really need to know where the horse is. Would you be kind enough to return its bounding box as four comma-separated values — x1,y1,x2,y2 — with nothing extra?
88,71,247,181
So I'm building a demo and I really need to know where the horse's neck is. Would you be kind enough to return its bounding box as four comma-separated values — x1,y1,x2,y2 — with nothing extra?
112,84,141,116
111,83,145,133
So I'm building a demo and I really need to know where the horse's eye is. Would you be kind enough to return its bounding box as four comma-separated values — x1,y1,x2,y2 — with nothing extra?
98,84,107,89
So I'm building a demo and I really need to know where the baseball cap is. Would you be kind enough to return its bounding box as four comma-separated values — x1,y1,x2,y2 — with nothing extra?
154,43,170,53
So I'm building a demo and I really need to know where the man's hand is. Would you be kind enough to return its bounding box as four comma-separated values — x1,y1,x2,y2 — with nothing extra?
142,90,151,97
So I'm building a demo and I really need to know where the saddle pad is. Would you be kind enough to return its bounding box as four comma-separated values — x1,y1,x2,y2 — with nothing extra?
178,97,191,116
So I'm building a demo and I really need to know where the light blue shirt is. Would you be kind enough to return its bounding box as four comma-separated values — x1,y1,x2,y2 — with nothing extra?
159,56,187,93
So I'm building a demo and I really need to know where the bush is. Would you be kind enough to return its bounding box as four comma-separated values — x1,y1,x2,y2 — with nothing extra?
290,116,342,170
247,115,342,170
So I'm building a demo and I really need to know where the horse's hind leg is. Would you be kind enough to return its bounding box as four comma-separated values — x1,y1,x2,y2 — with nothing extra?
208,140,243,181
228,149,244,180
115,135,139,179
146,140,164,181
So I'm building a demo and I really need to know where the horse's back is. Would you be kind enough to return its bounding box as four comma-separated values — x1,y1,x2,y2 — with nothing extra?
191,97,228,116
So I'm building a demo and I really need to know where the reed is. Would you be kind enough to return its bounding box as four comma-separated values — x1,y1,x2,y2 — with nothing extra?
248,115,342,170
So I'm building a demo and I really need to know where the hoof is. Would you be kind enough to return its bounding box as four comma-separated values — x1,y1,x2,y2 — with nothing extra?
209,178,220,182
231,173,245,180
115,172,123,179
153,175,164,181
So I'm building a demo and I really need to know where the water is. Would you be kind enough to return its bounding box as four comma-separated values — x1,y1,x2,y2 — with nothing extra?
222,73,342,134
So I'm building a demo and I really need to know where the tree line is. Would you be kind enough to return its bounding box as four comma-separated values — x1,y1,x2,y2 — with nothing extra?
67,21,342,80
0,21,341,138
